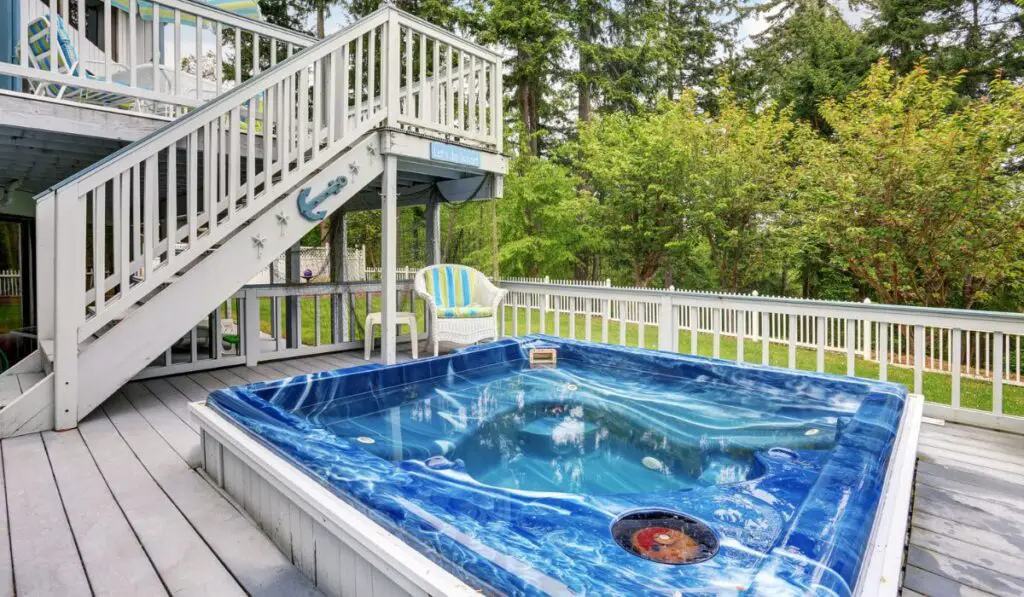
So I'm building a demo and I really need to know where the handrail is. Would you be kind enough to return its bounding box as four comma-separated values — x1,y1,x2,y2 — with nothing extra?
500,281,1024,332
38,7,389,194
38,6,503,359
499,279,1024,423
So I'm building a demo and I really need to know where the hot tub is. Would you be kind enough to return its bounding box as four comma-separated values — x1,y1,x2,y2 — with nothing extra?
191,335,922,597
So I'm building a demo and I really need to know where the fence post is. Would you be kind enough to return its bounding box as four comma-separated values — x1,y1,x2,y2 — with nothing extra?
862,298,872,360
658,295,675,352
243,288,261,367
53,187,84,430
601,279,611,343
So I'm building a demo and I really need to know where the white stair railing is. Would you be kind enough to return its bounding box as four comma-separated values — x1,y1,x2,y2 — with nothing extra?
39,8,393,349
33,6,502,429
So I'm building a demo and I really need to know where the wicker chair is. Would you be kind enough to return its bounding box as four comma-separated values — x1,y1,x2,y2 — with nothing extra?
414,264,507,356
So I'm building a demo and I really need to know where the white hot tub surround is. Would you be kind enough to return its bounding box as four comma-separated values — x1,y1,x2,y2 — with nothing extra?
190,392,924,597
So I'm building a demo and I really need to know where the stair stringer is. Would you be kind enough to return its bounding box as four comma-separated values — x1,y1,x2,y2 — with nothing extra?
0,372,55,438
72,132,385,423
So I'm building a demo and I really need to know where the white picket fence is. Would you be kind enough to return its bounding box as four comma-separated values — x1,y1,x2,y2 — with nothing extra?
0,270,20,297
500,278,1024,394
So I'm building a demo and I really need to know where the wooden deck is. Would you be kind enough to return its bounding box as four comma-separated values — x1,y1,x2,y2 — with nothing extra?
903,421,1024,597
0,350,1019,596
0,350,402,597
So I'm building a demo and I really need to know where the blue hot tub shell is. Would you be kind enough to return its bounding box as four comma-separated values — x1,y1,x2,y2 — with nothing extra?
207,335,907,596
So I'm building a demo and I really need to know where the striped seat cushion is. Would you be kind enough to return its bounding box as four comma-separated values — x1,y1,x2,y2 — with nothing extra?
437,305,493,319
424,266,477,311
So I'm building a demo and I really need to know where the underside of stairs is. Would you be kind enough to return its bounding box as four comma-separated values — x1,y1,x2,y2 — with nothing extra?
0,6,506,437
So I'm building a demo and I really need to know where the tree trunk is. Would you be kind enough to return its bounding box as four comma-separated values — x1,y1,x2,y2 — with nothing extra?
317,2,326,39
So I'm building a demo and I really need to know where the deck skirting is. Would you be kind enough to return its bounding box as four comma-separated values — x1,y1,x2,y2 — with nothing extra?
194,403,478,597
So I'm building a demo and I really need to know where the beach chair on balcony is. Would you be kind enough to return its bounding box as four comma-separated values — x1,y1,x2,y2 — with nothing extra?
414,264,507,356
22,14,135,108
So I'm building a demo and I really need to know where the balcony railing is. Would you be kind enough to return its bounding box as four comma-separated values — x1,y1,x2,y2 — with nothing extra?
139,275,1024,435
501,280,1024,433
1,0,314,115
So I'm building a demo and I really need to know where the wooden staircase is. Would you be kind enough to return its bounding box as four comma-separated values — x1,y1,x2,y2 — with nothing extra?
0,6,504,436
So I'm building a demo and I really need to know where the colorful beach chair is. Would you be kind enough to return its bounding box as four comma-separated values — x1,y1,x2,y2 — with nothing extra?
22,14,134,108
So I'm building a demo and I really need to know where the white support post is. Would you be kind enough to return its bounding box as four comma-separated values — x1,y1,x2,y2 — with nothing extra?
736,310,746,364
425,197,441,265
816,316,826,373
787,314,797,370
761,311,770,365
380,153,398,364
914,324,925,395
993,331,1004,415
712,307,721,358
243,288,260,366
285,243,301,348
657,296,674,352
951,328,962,408
689,306,699,355
385,10,401,128
53,187,84,429
862,299,872,359
879,322,889,382
846,319,856,376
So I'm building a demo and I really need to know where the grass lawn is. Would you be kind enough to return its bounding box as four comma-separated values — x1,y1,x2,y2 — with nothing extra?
0,300,21,334
502,307,1024,416
219,295,1021,416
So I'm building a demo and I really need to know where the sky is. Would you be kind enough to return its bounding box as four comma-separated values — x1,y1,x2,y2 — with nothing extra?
321,2,874,44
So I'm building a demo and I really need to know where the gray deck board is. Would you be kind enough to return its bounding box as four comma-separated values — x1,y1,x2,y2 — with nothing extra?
41,430,167,596
78,409,246,596
101,394,321,597
2,434,91,596
906,421,1024,597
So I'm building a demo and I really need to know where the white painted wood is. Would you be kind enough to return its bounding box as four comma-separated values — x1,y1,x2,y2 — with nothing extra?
2,434,90,596
192,403,478,597
855,393,923,597
380,153,399,365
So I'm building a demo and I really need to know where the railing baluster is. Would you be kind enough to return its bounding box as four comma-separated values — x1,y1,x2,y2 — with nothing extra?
118,172,130,296
419,32,428,121
144,156,157,277
689,306,699,354
951,328,962,408
165,144,176,265
195,16,203,100
234,28,242,85
846,319,856,376
246,98,255,205
128,0,136,86
174,10,181,102
230,107,241,216
736,309,746,363
404,28,412,115
103,0,111,80
913,324,924,394
216,23,224,96
761,312,770,364
151,2,161,95
788,314,797,369
355,34,364,124
512,300,519,335
879,322,889,381
187,130,198,243
712,307,721,358
297,66,308,165
93,186,106,314
131,165,141,263
993,331,1004,415
313,60,322,158
816,316,826,372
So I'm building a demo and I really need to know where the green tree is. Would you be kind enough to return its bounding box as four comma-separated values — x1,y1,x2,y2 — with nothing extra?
867,0,1024,97
808,61,1024,307
731,1,877,130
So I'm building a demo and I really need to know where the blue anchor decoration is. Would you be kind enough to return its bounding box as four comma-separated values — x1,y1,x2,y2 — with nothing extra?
297,175,348,221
